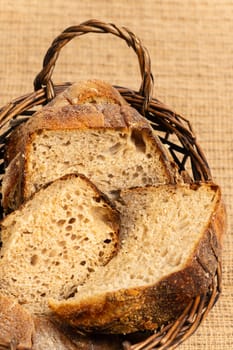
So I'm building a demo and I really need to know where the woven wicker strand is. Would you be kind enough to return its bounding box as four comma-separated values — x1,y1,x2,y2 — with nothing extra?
0,20,220,350
34,19,154,113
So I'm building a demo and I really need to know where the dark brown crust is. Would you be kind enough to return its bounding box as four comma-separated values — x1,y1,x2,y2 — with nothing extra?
1,153,24,211
2,81,178,211
47,79,128,108
49,183,226,334
0,294,35,349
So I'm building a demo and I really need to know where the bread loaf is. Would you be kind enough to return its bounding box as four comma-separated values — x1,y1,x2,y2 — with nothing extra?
49,183,225,334
1,80,179,212
0,294,35,349
0,173,120,315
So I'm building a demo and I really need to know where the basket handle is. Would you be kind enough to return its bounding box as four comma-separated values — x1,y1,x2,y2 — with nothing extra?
34,19,154,112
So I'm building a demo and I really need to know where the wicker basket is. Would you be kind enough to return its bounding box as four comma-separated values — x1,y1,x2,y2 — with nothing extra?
0,19,221,350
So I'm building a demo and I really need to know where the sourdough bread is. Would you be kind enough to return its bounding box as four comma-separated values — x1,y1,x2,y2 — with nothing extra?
0,173,120,315
2,80,179,211
49,183,225,334
0,294,35,349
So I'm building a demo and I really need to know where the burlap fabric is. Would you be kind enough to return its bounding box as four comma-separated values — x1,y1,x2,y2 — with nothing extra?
0,1,232,349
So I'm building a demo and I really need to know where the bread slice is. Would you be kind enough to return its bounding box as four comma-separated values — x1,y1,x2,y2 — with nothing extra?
0,173,120,315
2,80,179,211
49,183,225,334
0,294,35,349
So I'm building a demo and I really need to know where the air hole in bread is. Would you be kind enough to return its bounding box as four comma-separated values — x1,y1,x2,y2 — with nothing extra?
142,176,153,184
68,218,76,224
80,261,86,266
58,240,66,247
30,254,39,266
65,225,72,231
130,130,146,153
104,239,112,244
65,288,78,299
63,140,71,146
119,132,127,139
71,234,77,240
87,267,95,273
97,154,105,161
109,142,122,154
57,219,66,226
78,214,84,220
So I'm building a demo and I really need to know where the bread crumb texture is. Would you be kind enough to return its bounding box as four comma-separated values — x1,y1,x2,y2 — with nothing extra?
49,183,223,333
0,174,119,315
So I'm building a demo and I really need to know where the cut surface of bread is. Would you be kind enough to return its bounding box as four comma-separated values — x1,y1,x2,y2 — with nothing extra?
2,80,179,211
49,183,225,334
0,173,120,315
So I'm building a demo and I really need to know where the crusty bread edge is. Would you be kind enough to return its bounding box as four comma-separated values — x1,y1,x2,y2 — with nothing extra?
49,183,226,334
2,103,179,212
0,293,35,349
0,294,122,350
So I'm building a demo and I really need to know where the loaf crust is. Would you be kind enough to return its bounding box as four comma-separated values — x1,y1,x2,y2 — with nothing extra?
0,294,123,349
2,80,178,211
0,294,35,349
49,183,226,334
